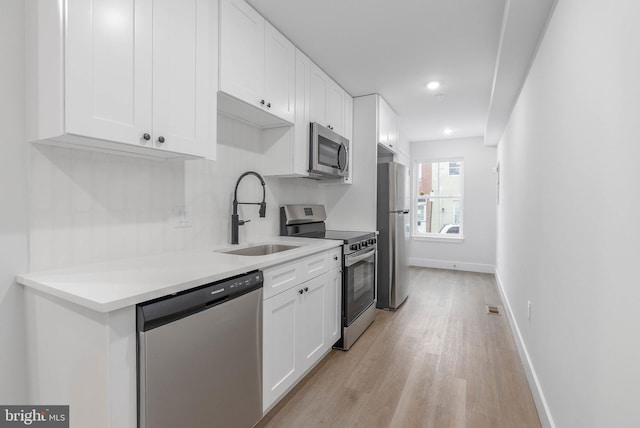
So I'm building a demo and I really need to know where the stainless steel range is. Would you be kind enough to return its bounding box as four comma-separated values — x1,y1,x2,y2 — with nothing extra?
280,204,377,350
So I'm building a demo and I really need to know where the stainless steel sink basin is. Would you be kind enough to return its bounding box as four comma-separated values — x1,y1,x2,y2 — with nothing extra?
217,244,300,256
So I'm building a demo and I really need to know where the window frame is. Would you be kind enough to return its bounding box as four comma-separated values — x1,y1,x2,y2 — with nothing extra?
412,157,464,241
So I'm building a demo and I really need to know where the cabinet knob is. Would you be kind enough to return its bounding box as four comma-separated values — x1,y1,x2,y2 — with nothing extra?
334,256,339,261
298,289,304,295
267,102,271,108
260,99,265,105
143,133,151,141
158,136,165,143
304,287,309,293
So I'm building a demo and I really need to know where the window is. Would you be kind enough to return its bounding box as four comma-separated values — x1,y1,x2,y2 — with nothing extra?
414,159,463,237
448,161,460,176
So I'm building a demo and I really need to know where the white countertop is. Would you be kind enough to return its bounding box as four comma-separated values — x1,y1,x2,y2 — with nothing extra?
16,237,341,313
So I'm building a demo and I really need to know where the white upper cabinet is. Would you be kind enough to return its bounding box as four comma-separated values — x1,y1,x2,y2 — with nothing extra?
261,50,352,183
219,0,263,107
259,49,309,177
327,82,345,136
152,0,214,157
309,63,330,127
378,95,399,153
219,0,295,125
264,23,296,123
395,130,411,167
309,62,350,138
343,95,353,184
27,0,217,159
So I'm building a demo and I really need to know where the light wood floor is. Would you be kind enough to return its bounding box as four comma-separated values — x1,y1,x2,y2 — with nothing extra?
257,267,541,428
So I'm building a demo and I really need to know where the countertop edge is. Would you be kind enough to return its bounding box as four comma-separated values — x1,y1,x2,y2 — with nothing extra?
16,238,342,313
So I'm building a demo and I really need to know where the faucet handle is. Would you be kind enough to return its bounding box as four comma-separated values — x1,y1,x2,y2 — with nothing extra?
238,219,251,226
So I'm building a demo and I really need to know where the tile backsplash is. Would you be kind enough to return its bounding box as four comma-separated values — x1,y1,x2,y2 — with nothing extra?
29,116,326,271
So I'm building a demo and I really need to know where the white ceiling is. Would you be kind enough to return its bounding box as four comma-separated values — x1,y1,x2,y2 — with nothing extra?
245,0,556,145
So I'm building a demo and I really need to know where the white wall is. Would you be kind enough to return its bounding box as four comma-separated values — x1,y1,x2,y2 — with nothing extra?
29,115,327,271
409,137,497,272
496,0,640,427
325,95,378,231
0,0,29,403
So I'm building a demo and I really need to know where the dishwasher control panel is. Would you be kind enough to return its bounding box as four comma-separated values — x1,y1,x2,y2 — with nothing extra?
137,270,264,332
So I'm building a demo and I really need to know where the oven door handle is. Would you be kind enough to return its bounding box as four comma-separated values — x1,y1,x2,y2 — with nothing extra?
345,248,376,267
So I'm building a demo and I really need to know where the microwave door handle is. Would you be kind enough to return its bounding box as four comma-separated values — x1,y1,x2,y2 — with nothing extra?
345,248,376,267
337,143,348,171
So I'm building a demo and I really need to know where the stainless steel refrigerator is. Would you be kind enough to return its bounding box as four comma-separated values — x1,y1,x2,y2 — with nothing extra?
376,162,410,310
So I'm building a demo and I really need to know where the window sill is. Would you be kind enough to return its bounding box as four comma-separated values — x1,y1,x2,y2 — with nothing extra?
412,235,464,243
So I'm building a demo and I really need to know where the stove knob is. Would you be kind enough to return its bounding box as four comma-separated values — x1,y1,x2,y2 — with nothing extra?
369,238,375,245
351,243,360,251
372,238,377,244
361,241,368,247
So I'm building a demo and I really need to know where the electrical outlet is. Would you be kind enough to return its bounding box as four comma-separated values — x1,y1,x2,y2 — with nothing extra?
527,300,532,321
173,205,192,228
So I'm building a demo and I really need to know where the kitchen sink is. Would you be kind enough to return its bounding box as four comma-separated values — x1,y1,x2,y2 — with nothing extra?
217,244,301,256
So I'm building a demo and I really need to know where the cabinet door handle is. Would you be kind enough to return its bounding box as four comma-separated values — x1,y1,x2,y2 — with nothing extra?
304,287,309,293
334,256,339,261
298,289,304,295
260,99,265,105
267,102,271,108
143,133,151,141
158,136,165,143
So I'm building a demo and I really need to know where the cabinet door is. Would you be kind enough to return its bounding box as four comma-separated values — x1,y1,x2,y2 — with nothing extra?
327,82,345,136
309,63,329,127
264,22,295,123
325,268,342,346
388,110,399,151
293,49,311,176
263,287,299,412
65,0,152,145
297,275,327,374
378,96,398,152
378,96,391,146
152,0,212,156
219,0,264,108
343,95,353,183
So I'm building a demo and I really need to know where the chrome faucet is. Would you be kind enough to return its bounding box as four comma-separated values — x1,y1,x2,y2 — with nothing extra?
231,171,267,244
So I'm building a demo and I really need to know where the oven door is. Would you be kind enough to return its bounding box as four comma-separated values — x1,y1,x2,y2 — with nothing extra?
343,246,376,326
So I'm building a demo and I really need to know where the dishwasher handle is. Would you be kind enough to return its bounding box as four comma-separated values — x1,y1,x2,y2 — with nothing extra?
137,271,263,332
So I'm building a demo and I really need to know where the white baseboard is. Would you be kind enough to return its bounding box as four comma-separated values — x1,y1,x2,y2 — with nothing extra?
409,258,494,273
494,269,555,428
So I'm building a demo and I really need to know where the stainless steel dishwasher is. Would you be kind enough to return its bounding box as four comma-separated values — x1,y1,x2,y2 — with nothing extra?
136,271,263,428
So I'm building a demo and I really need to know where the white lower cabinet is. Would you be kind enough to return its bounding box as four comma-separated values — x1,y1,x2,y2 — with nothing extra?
263,284,298,410
262,251,342,413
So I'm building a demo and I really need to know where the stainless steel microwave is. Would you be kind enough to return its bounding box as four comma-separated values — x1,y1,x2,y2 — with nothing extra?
308,122,349,179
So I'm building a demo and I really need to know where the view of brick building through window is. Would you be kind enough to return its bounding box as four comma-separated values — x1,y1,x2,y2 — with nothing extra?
416,160,462,235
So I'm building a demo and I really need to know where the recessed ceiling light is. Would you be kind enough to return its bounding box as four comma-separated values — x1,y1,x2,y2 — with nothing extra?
443,128,454,135
426,81,441,90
